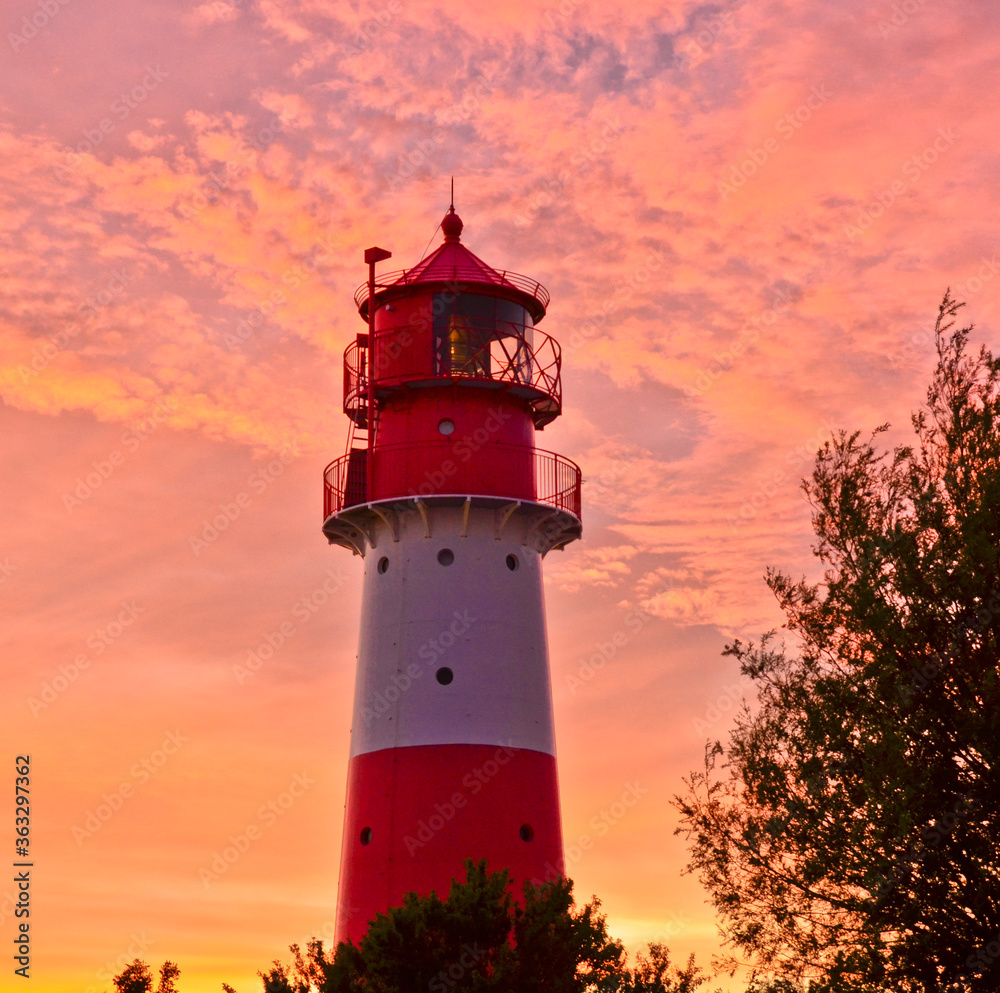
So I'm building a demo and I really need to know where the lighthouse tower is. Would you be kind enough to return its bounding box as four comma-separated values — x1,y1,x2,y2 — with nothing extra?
322,204,581,943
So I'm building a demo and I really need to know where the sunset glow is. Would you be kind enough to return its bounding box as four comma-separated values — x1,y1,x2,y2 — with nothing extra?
2,1,998,989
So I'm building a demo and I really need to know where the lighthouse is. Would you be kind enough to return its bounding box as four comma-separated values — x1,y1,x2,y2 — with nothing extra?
322,204,581,943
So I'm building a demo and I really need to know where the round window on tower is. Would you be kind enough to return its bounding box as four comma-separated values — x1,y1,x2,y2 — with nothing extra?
360,826,372,845
436,667,454,685
437,548,455,566
377,556,389,574
506,554,519,571
438,418,455,435
519,824,534,842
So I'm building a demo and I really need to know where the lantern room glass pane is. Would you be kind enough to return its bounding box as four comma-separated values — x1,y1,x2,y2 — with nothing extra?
496,299,533,385
432,293,533,384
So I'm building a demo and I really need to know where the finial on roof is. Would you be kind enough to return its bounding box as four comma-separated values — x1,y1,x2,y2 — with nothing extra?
441,183,463,243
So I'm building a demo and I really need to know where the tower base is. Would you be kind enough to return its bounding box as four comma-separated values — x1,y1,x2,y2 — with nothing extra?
336,743,562,944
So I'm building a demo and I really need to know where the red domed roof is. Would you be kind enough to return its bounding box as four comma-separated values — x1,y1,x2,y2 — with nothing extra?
355,209,549,321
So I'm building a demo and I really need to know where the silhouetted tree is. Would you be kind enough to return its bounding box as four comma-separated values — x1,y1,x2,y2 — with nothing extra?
113,960,154,993
258,860,620,992
627,943,708,992
258,859,716,993
675,293,1000,991
158,962,181,993
110,959,181,993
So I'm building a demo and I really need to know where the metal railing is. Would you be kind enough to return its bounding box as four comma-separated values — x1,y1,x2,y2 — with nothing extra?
355,267,550,314
343,339,367,424
533,447,582,519
323,443,581,521
342,322,562,428
324,450,360,519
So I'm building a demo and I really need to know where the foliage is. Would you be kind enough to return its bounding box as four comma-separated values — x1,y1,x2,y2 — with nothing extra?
110,959,181,993
256,860,725,993
674,293,1000,991
626,943,710,992
258,859,626,992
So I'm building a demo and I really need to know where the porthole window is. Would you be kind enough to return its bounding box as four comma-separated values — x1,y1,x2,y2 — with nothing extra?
506,554,519,571
519,823,534,842
360,826,372,845
437,548,455,566
377,557,389,574
438,418,455,435
436,667,454,685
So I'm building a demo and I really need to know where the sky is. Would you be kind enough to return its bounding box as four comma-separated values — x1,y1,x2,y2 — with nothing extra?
1,0,998,989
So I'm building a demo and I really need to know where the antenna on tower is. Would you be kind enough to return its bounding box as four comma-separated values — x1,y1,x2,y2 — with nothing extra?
450,176,454,211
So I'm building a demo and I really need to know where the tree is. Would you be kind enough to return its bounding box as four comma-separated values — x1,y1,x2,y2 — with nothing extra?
113,960,154,993
110,959,182,993
259,860,624,992
674,293,1000,991
157,962,181,993
258,860,714,993
627,943,708,992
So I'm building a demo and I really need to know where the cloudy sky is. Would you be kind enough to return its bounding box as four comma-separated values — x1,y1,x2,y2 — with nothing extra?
1,0,997,989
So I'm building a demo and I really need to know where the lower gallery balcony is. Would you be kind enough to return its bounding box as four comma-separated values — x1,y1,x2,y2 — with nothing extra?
322,442,581,556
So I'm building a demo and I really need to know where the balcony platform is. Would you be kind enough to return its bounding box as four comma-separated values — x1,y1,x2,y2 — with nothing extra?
322,493,581,558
